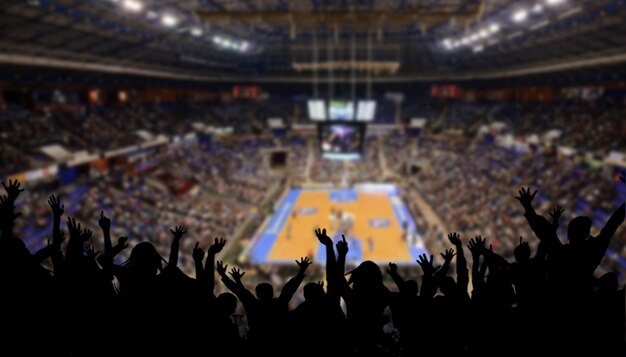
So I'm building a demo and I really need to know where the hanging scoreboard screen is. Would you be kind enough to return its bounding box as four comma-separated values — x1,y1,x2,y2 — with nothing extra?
308,99,327,121
328,100,355,120
356,100,376,121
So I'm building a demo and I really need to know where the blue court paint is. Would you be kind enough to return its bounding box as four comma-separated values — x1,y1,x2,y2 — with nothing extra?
251,189,300,262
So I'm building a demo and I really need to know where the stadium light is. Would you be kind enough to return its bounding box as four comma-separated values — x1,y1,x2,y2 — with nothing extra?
161,14,178,27
240,41,250,52
473,45,484,53
512,9,528,23
489,23,500,33
190,27,203,37
546,0,566,5
479,29,489,39
122,0,143,13
532,4,544,13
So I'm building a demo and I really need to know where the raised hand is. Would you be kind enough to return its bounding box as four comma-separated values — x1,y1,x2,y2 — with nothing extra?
440,248,456,263
387,262,398,274
296,256,312,271
549,205,564,219
447,232,462,246
192,241,205,262
315,228,333,246
317,281,324,289
336,235,349,256
216,260,228,277
48,195,64,217
229,267,245,282
2,179,24,202
515,187,537,207
98,210,111,231
85,245,100,259
80,228,93,242
115,236,129,250
468,236,486,258
207,237,226,255
67,217,82,238
170,225,187,240
417,254,440,276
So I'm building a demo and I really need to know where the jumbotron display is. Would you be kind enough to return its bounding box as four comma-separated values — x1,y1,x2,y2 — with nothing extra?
318,122,365,160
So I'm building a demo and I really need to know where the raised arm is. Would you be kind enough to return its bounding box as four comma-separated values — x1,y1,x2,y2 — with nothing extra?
167,225,186,269
467,236,487,295
97,211,113,272
0,180,24,240
592,202,625,268
417,253,441,299
204,237,226,294
448,232,469,297
192,241,206,286
315,228,336,274
515,187,561,249
47,195,65,272
65,217,92,264
218,264,256,308
386,262,406,291
279,257,311,304
336,235,348,278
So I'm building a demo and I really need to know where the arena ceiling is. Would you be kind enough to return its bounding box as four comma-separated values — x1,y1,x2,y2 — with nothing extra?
0,0,625,83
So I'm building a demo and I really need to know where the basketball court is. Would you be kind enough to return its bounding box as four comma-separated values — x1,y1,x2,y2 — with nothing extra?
250,184,427,264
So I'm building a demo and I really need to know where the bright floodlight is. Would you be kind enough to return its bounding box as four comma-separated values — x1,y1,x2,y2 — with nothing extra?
190,27,203,37
546,0,566,5
122,0,143,12
161,14,178,27
512,9,528,23
489,23,500,33
532,4,544,13
240,41,250,51
442,38,453,49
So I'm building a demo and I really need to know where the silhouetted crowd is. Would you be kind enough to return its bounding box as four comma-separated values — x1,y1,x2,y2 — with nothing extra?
1,174,624,356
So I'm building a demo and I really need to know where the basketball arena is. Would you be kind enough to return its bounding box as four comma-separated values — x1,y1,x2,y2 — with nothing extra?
1,1,625,355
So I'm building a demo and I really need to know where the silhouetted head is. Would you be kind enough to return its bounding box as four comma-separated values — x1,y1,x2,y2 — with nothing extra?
255,282,274,300
347,260,383,293
303,282,325,303
439,276,457,297
514,242,531,262
125,242,164,276
567,216,592,244
402,280,419,296
217,292,238,315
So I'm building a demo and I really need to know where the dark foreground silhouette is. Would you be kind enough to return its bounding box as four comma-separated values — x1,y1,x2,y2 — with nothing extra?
1,175,625,356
